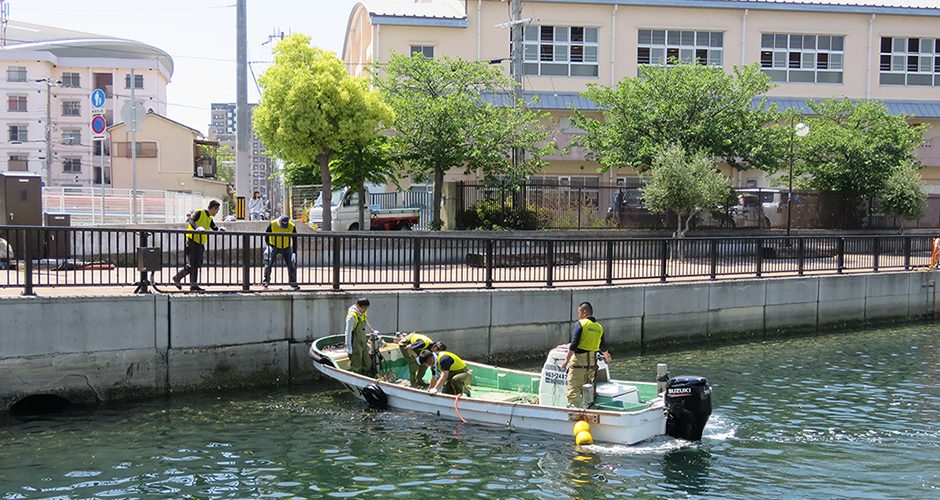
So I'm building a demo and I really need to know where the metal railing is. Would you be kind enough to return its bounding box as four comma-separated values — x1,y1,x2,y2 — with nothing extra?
42,187,218,225
0,225,934,295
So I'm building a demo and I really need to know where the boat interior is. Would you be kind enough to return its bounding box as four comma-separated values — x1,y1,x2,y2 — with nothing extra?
315,335,659,412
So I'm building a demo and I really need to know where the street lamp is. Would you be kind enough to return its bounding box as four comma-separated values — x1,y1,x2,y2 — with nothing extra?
787,117,809,237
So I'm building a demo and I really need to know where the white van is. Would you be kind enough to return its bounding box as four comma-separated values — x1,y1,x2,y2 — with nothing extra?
734,188,790,228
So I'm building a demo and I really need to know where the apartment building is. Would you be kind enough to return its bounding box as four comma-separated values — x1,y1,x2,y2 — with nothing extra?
208,102,281,208
343,0,940,191
0,21,172,187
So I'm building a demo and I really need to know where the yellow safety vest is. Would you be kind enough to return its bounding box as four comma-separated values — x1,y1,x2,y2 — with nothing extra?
436,351,467,373
267,220,295,249
400,332,432,350
186,209,212,245
576,318,604,352
347,309,369,337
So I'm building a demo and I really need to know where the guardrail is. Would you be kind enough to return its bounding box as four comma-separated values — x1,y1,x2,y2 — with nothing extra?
0,225,934,295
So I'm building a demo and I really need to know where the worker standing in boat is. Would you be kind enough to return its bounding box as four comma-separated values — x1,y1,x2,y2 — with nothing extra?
398,333,442,387
561,301,611,407
420,349,472,396
345,298,375,375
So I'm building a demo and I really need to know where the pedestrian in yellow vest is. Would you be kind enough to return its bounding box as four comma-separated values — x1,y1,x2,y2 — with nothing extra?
262,215,298,290
172,200,223,292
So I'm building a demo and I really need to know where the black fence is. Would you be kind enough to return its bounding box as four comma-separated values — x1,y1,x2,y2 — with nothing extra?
456,181,940,230
0,225,935,295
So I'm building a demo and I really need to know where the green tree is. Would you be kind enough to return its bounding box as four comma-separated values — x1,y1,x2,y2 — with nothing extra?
796,97,926,201
374,52,554,229
572,62,781,173
878,159,927,229
642,144,732,239
253,34,394,231
330,135,398,230
281,161,321,187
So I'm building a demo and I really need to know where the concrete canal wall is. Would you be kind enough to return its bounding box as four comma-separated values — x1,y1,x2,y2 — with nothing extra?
1,271,935,412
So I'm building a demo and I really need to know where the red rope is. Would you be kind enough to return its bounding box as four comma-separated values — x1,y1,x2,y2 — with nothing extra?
454,393,468,423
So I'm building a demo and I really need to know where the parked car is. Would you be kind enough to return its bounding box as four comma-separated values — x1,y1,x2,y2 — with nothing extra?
606,188,673,229
307,187,420,231
733,189,791,228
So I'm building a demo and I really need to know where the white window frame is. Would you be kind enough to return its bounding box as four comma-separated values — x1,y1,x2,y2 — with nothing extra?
62,100,81,116
637,29,724,68
880,36,940,87
523,25,599,77
63,157,82,173
409,45,434,58
8,154,28,171
61,72,81,88
8,125,27,142
62,129,82,145
7,94,27,112
7,66,26,82
760,33,844,84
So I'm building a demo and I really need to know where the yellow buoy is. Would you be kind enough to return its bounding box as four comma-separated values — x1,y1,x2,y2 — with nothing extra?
575,430,594,445
573,420,591,436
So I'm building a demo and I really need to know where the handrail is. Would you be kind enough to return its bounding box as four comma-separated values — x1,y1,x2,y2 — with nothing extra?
0,226,932,295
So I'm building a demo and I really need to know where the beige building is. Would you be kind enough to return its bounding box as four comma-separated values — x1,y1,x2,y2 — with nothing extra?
344,0,940,191
108,113,227,201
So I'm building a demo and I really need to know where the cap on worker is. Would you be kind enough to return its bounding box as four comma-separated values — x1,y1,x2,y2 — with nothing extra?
277,215,290,228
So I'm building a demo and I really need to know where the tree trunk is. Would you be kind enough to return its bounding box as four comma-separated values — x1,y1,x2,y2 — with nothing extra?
432,166,444,229
358,173,367,231
318,151,333,231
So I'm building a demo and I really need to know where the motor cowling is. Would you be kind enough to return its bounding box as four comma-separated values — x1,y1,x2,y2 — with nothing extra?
664,375,712,441
362,383,388,410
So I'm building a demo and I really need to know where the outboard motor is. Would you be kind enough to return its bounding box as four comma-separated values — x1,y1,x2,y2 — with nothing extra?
665,376,712,441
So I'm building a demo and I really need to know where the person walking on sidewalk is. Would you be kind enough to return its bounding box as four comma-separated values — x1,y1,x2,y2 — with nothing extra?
262,215,299,290
172,200,223,292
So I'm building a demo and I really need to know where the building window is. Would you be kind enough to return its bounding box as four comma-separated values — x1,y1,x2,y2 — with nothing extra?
62,101,81,116
7,66,26,82
114,141,158,158
880,36,940,86
8,154,28,172
63,158,82,173
760,33,844,84
8,125,27,142
410,45,434,58
62,129,82,145
637,29,723,67
7,95,27,112
61,72,81,88
124,73,144,89
523,25,599,77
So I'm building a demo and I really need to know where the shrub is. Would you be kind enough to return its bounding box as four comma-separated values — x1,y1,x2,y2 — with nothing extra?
456,199,543,230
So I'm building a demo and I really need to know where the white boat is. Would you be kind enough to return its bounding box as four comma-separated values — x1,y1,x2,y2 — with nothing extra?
309,334,712,445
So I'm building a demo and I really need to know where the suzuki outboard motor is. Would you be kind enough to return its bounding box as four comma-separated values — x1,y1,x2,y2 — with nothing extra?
665,375,712,441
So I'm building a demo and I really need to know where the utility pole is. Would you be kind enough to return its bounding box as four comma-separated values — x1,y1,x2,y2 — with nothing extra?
44,78,53,187
235,0,250,219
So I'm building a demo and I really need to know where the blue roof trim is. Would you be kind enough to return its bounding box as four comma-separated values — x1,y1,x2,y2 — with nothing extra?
370,15,468,28
532,0,940,17
760,96,940,118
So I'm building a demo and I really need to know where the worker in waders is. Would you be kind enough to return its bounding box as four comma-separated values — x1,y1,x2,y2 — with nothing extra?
561,301,611,407
345,298,375,375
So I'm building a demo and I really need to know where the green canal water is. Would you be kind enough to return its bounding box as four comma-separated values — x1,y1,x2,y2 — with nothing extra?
2,322,939,499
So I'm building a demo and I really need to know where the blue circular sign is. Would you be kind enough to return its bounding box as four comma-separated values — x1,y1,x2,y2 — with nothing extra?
91,89,106,109
91,115,107,134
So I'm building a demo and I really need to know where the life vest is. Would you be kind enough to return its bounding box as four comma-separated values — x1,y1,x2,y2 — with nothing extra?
576,318,604,352
931,238,940,269
435,351,467,374
347,308,369,337
267,220,295,249
400,332,431,351
186,209,213,244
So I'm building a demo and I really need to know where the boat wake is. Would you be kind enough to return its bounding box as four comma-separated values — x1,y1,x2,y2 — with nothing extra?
582,414,735,455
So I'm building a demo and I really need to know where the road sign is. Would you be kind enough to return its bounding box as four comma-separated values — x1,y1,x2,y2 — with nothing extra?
120,100,147,132
91,89,106,110
91,115,107,141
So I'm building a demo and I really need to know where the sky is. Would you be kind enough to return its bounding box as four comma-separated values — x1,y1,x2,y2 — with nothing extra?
9,0,372,133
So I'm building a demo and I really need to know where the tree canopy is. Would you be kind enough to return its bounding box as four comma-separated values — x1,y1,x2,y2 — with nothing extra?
572,62,781,172
373,52,554,229
878,159,927,225
642,143,732,238
253,34,394,230
330,135,398,230
794,97,926,201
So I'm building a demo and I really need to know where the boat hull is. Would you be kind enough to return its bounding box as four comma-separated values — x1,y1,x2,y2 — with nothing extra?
310,336,668,445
